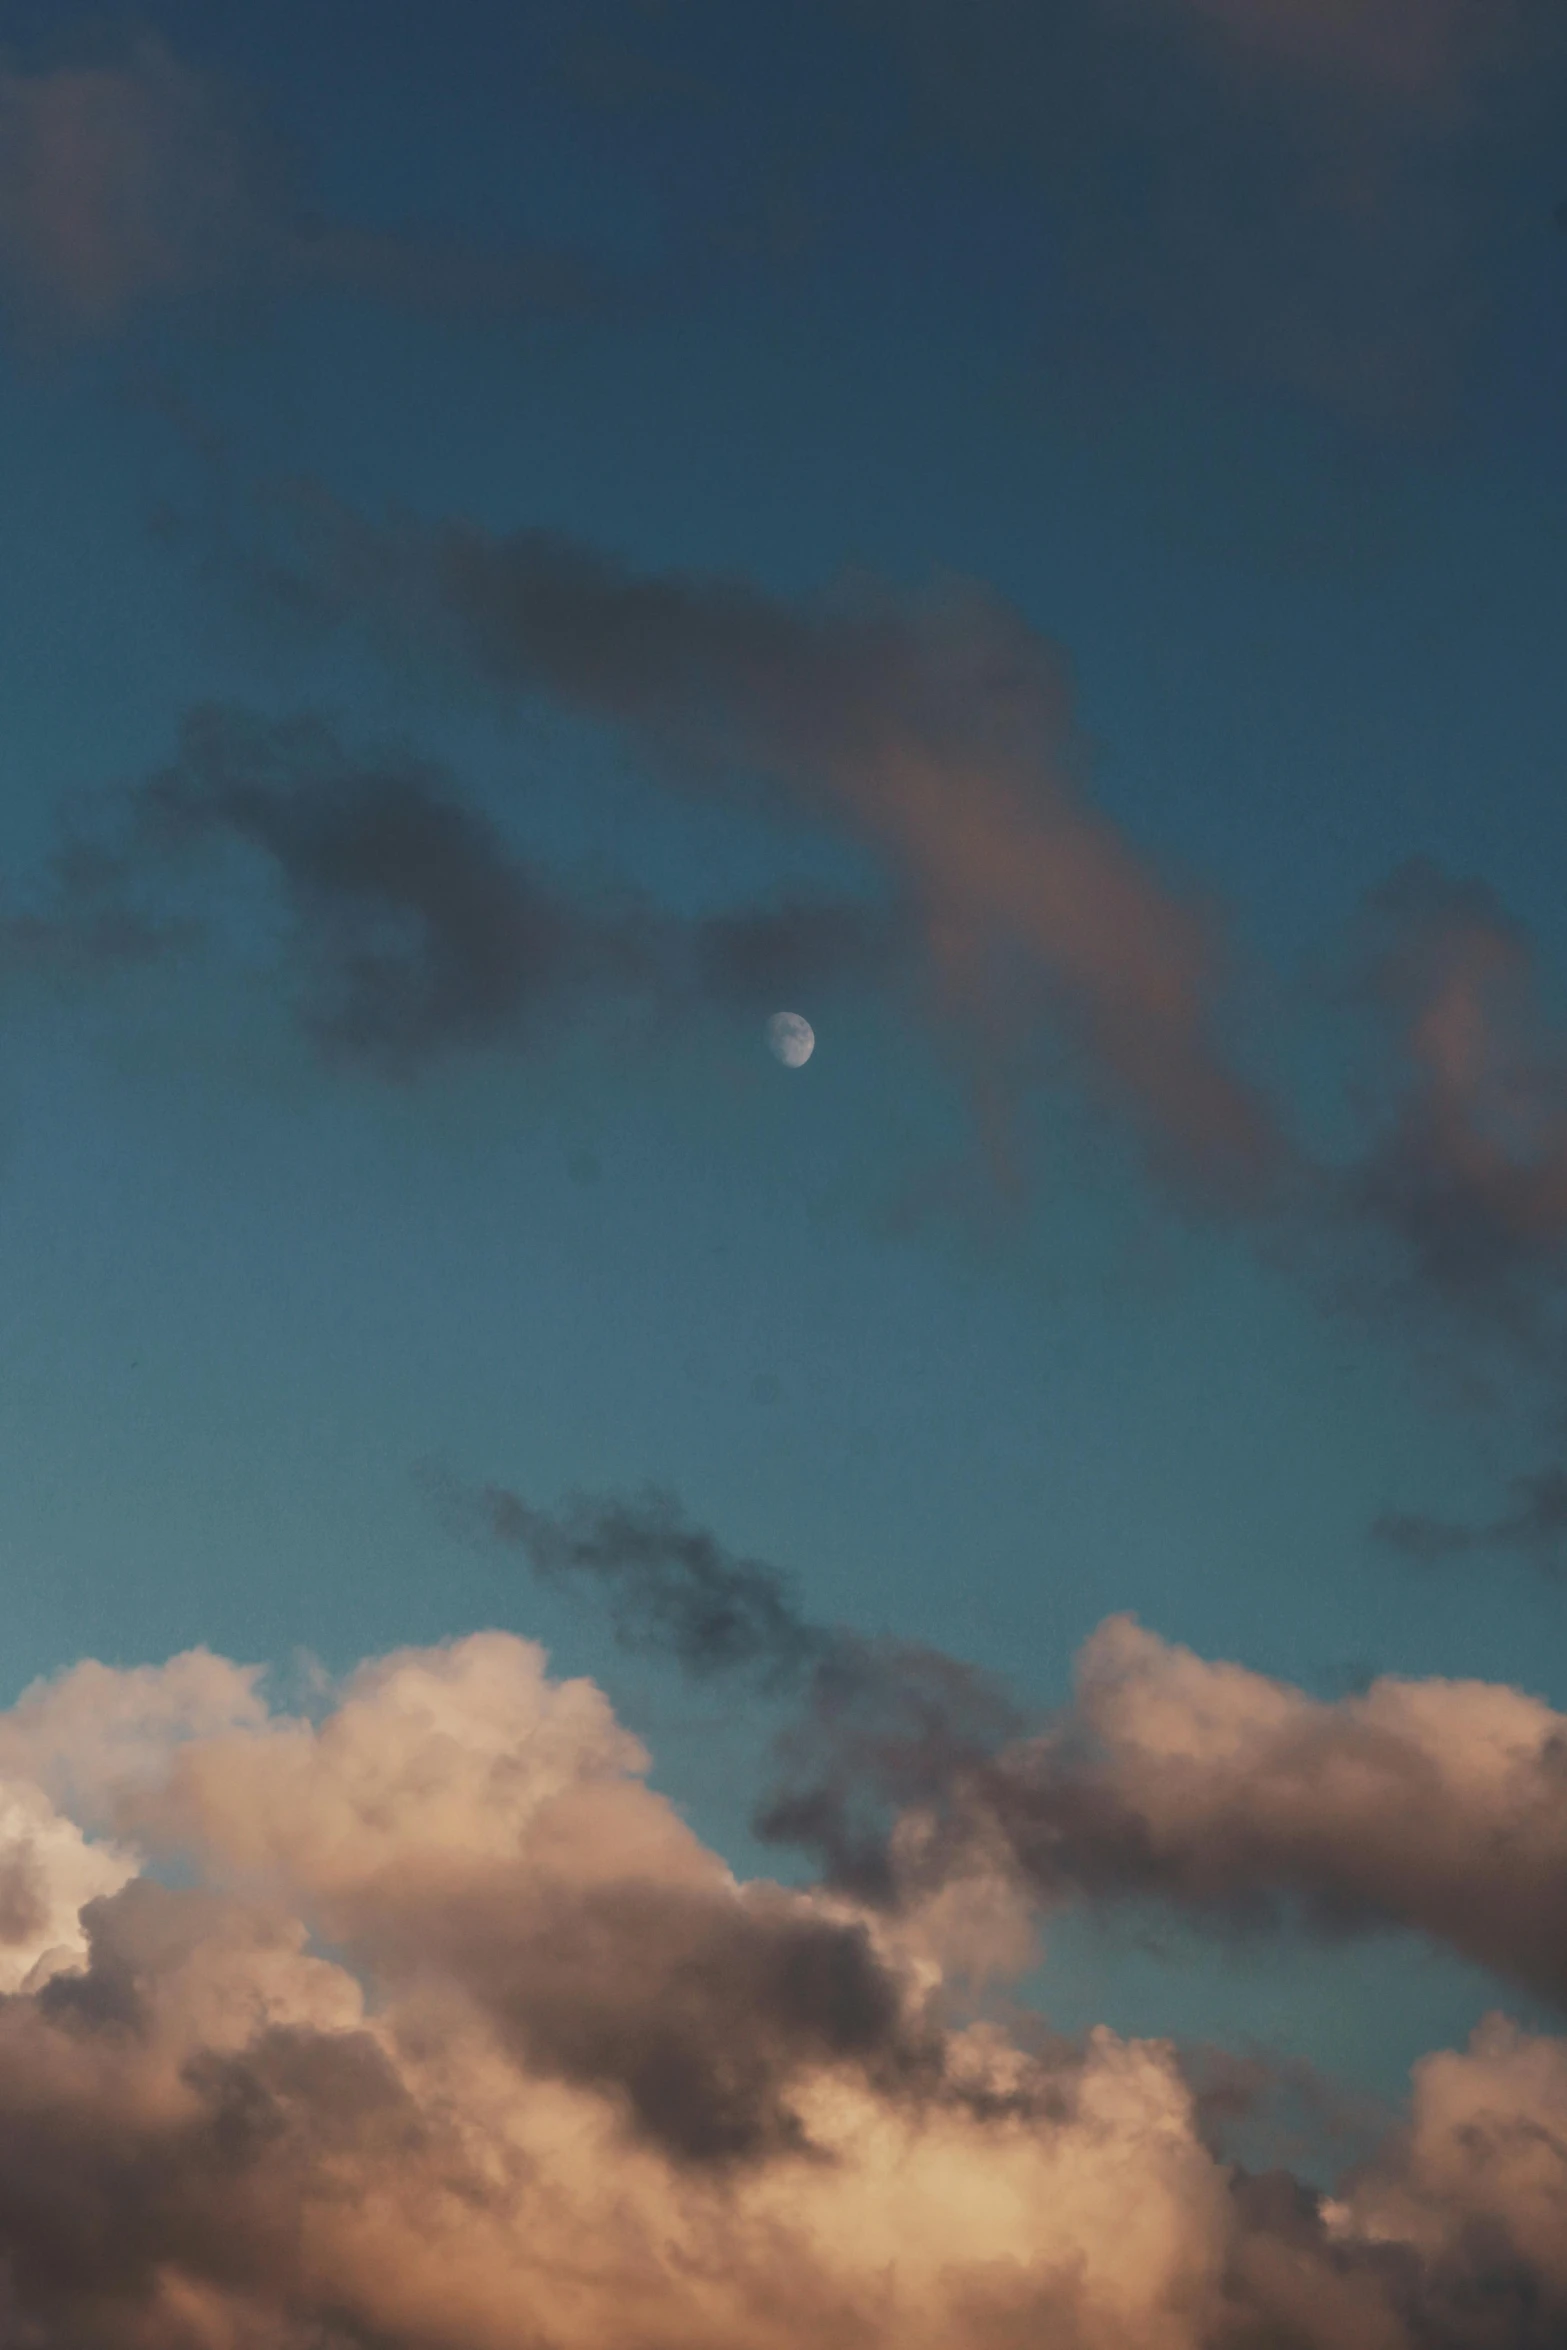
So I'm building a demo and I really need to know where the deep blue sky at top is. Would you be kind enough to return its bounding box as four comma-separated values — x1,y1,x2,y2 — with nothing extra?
4,0,1567,2096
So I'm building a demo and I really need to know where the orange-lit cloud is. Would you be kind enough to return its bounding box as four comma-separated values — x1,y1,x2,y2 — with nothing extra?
983,1615,1567,2008
0,1624,1563,2344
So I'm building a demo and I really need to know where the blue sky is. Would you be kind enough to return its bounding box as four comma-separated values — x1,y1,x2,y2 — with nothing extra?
5,0,1567,2171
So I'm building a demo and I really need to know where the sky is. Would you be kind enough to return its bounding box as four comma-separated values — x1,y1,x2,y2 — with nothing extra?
5,3,1567,2343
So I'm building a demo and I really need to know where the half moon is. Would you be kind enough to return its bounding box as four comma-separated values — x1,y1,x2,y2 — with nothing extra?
767,1011,815,1068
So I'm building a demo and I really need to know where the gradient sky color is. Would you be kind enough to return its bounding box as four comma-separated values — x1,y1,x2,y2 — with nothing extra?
6,8,1567,2316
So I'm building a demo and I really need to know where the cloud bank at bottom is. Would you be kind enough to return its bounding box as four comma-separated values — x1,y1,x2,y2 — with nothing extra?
0,1627,1560,2348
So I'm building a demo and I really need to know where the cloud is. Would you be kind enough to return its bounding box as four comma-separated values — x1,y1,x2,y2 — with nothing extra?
1374,1466,1567,1571
253,492,1567,1336
269,502,1284,1198
1323,2014,1567,2302
0,1629,1228,2350
0,37,272,338
447,1481,1026,1905
1337,863,1567,1345
135,704,661,1075
860,0,1561,429
2,1624,1567,2343
18,702,891,1078
0,35,603,344
457,1483,1567,2016
0,833,185,990
974,1616,1567,2014
0,1781,133,1994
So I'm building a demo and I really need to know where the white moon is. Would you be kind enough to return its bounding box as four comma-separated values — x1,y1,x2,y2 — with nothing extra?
767,1011,815,1068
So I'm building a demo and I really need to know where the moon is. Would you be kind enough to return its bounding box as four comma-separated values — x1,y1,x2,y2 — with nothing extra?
766,1011,815,1068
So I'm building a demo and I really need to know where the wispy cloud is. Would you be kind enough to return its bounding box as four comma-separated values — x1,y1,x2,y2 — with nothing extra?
863,0,1560,427
1343,862,1567,1340
266,499,1287,1199
1375,1465,1567,1572
0,34,606,346
6,702,896,1078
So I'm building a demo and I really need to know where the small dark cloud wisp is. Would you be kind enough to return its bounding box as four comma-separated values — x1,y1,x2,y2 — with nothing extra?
1374,1466,1567,1573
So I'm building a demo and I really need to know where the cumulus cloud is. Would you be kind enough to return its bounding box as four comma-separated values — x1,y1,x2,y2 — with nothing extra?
1325,2015,1567,2297
0,1781,132,1993
0,1628,1229,2350
0,35,602,344
2,1622,1567,2345
459,1482,1567,2014
972,1616,1567,2016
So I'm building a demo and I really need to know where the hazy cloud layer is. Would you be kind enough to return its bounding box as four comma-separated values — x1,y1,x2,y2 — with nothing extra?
860,0,1563,428
1148,0,1528,100
0,35,603,344
0,1625,1564,2343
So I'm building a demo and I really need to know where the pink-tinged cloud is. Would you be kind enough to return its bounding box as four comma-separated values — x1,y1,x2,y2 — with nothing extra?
1326,2016,1567,2290
976,1615,1567,2009
0,39,603,343
284,509,1285,1200
1343,864,1567,1333
0,1627,1565,2342
0,40,273,335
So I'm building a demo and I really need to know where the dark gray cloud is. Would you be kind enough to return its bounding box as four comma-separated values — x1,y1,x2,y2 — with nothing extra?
0,835,183,989
25,702,892,1079
450,1481,1023,1900
250,488,1567,1361
1374,1466,1567,1572
402,1874,944,2166
136,705,656,1075
462,1483,829,1689
265,495,1286,1201
1332,861,1567,1352
695,898,895,1010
